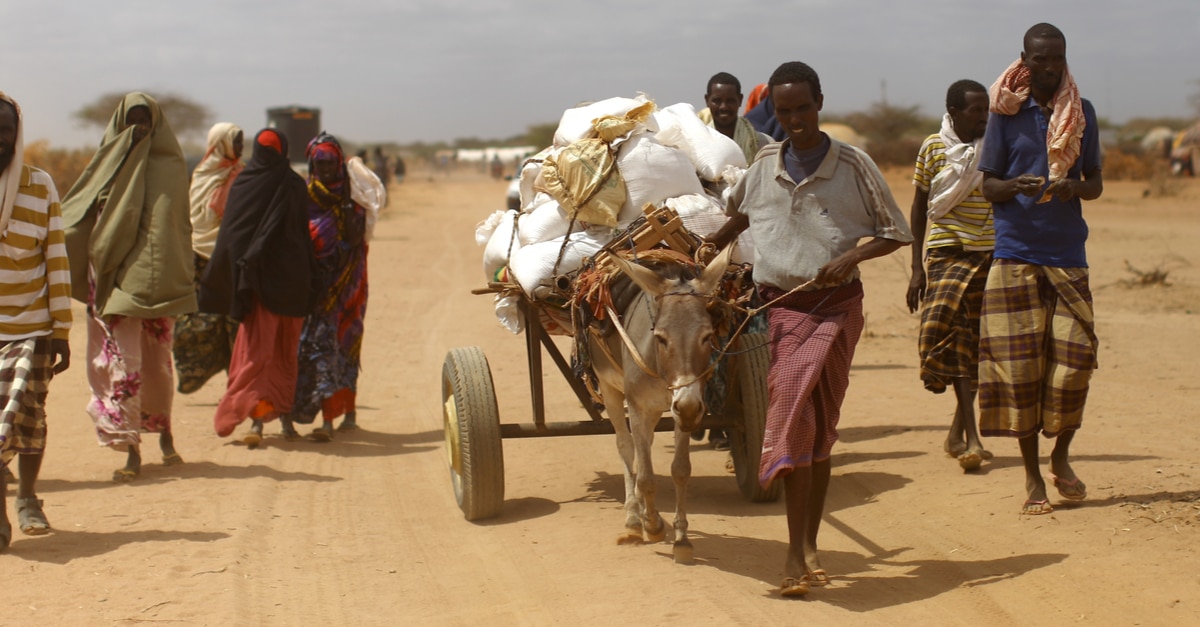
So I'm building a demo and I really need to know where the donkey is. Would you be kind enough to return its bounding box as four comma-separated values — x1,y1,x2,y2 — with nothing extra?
588,246,733,564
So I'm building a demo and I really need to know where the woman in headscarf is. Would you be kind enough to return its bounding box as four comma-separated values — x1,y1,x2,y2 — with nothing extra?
282,133,368,442
199,129,316,447
173,122,244,394
61,92,195,482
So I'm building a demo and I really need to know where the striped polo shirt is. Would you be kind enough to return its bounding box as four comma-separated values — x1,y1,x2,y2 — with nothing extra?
912,133,994,251
0,164,72,341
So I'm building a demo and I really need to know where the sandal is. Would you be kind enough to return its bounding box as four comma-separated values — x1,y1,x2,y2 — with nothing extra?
781,574,811,597
162,452,184,466
16,498,50,535
808,569,830,587
1051,474,1087,501
310,425,334,443
1021,499,1053,515
112,468,139,483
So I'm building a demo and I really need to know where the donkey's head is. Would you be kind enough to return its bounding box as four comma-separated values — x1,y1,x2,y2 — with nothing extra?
612,246,733,432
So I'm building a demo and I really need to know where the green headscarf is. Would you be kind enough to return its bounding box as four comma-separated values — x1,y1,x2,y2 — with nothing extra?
61,92,197,318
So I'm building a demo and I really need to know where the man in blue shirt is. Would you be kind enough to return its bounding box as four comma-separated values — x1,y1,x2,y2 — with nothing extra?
977,22,1103,515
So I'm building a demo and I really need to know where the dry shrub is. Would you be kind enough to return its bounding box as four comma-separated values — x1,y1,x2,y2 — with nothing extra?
864,137,926,168
1119,256,1190,287
1103,147,1157,181
23,140,94,198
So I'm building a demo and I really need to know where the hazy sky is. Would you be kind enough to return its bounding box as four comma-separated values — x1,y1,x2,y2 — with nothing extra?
4,1,1197,150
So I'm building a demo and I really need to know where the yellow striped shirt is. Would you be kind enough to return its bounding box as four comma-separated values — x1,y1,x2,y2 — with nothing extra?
0,164,72,341
912,134,994,251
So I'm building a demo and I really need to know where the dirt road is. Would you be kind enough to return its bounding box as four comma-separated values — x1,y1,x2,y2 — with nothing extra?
5,168,1199,625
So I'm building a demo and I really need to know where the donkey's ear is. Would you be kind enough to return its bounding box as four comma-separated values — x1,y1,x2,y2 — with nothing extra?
695,243,734,295
611,255,671,298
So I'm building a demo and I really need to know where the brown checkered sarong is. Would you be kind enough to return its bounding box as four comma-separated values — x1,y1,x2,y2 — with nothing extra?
979,260,1097,438
917,247,992,393
758,281,864,486
0,338,53,466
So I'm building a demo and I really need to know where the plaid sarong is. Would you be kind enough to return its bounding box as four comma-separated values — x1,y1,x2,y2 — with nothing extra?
0,337,53,466
979,259,1097,438
758,281,864,486
917,248,992,393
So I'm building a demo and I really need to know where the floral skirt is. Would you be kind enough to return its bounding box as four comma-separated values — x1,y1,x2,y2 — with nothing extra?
87,312,176,449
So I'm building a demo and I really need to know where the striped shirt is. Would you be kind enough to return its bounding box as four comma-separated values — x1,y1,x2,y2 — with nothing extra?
0,164,72,341
912,134,994,251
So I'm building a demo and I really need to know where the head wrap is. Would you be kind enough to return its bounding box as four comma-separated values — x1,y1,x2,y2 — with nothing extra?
189,122,244,258
744,83,768,115
60,92,195,317
0,91,25,236
989,58,1085,195
258,129,282,154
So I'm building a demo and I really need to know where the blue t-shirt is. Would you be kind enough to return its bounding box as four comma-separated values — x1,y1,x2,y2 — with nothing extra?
978,97,1102,267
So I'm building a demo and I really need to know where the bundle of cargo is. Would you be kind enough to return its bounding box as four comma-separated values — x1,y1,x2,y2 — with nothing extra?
475,94,761,333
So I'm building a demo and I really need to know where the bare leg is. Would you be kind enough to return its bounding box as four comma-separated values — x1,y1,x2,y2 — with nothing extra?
953,378,988,470
0,471,10,550
17,453,41,499
115,445,142,482
160,431,183,465
280,415,300,440
1049,430,1086,499
1018,434,1051,514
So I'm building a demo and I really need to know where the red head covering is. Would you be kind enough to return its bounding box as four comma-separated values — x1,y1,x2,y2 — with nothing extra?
745,83,768,114
257,129,283,154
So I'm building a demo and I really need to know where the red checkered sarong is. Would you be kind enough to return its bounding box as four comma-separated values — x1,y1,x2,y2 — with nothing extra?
0,338,53,466
979,260,1097,438
758,281,864,486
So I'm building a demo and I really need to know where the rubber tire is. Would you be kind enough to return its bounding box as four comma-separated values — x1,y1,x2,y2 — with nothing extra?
442,347,505,520
728,332,783,502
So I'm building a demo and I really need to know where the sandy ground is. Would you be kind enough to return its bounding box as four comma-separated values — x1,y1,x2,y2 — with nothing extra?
3,165,1199,626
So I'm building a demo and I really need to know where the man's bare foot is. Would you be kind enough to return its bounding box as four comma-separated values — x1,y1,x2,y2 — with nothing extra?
944,437,967,458
958,449,984,472
1021,499,1053,515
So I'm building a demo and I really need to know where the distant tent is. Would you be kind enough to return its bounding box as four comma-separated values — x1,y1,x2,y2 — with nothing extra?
1140,127,1176,154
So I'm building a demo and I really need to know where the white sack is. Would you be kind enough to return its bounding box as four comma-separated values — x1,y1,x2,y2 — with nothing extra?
518,197,580,246
554,96,649,147
509,230,609,299
652,103,747,181
615,133,703,226
482,210,521,281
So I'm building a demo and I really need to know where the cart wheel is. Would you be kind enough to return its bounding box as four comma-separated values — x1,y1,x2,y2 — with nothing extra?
728,332,783,502
442,347,504,520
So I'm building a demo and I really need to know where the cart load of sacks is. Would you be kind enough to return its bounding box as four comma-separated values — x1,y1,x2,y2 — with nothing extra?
476,95,757,318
